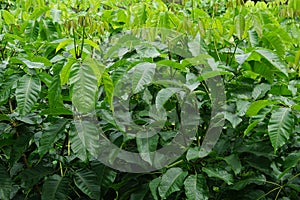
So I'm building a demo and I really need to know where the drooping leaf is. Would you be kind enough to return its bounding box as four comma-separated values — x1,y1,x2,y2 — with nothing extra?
255,49,289,79
223,154,242,175
268,107,294,153
16,75,41,116
69,61,98,113
131,62,156,93
158,167,188,199
184,174,209,200
74,169,101,200
41,175,70,200
202,167,233,185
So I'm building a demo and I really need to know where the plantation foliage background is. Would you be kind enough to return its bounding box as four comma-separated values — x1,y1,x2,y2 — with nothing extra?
0,0,300,199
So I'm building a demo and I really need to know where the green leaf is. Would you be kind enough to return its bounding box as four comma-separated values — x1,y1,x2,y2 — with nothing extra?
102,71,114,111
155,88,181,111
41,175,69,200
0,165,12,200
235,14,245,40
149,177,161,200
283,151,300,170
60,58,76,85
83,57,105,86
38,119,68,158
132,62,156,93
69,61,98,113
90,161,117,189
70,121,100,161
157,60,186,71
255,49,289,79
230,174,266,190
19,165,52,188
136,130,159,165
198,71,232,82
268,108,294,153
224,112,242,128
244,119,260,136
2,10,15,24
74,169,100,200
18,58,45,69
246,100,277,116
202,167,233,185
223,154,242,175
252,83,271,100
84,39,100,51
184,174,209,200
16,75,41,116
56,39,73,52
158,167,188,199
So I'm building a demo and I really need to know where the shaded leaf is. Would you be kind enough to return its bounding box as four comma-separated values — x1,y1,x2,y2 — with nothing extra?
184,174,209,200
42,175,69,200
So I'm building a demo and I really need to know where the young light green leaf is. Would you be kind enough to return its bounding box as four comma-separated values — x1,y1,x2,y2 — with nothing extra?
184,174,209,200
235,14,245,40
158,167,188,199
246,100,277,116
202,167,233,185
56,39,73,53
16,75,41,116
41,175,69,200
2,10,15,24
132,62,156,93
268,107,294,153
60,58,76,85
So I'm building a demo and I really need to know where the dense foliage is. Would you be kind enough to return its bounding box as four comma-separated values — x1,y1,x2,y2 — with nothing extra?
0,0,300,199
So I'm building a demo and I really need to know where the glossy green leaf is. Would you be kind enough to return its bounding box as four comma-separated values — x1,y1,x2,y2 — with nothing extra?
158,167,188,199
41,175,69,200
184,174,209,200
16,75,41,116
149,177,161,200
268,108,294,153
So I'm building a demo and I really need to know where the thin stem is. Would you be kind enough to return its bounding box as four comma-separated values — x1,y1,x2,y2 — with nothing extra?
228,40,239,66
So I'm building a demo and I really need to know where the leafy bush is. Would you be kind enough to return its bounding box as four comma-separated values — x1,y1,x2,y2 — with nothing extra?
0,0,299,199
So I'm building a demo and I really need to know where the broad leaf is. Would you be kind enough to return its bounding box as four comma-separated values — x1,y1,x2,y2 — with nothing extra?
38,119,68,158
255,49,289,79
235,14,245,40
131,62,156,93
230,174,266,190
74,169,101,200
70,121,100,161
16,75,41,116
158,167,188,199
136,130,159,165
69,60,98,113
202,167,233,185
184,174,209,200
155,87,181,111
268,108,294,153
41,175,69,200
0,165,12,200
246,100,277,116
149,177,161,200
90,161,117,189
